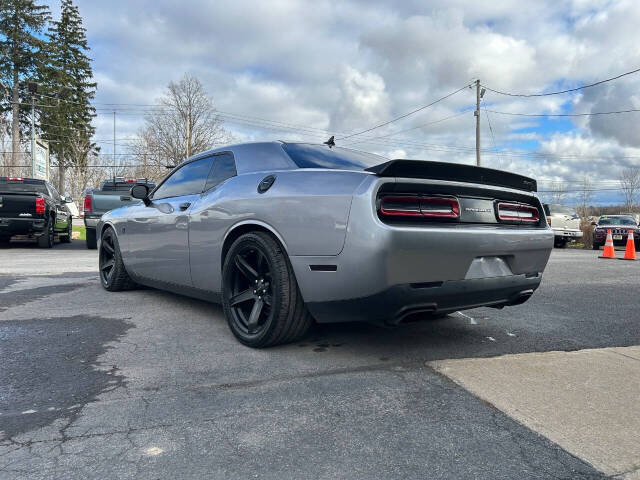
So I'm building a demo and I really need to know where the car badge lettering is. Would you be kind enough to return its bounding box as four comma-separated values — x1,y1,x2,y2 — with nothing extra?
464,207,491,213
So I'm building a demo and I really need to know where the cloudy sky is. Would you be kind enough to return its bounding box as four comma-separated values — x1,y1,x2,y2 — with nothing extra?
45,0,640,204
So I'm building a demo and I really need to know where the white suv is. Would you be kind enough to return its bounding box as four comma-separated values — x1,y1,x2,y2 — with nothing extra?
543,204,583,248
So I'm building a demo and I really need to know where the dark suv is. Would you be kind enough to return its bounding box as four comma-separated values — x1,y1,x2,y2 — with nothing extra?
592,215,640,250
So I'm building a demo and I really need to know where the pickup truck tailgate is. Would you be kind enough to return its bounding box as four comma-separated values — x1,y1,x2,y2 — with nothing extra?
0,193,38,218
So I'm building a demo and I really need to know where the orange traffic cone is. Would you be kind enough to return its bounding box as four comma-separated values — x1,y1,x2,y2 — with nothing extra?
599,229,616,259
620,229,637,261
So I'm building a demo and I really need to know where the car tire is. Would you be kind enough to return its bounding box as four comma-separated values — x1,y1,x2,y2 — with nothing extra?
554,238,567,248
222,231,313,348
99,226,136,291
37,220,54,248
86,228,97,249
61,219,72,243
0,236,10,246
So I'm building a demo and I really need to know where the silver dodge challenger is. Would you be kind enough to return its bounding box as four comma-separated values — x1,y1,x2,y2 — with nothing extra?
97,141,553,347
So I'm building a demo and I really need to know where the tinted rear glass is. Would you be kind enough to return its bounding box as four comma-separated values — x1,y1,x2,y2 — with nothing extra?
101,182,155,192
549,204,577,216
0,180,48,195
281,143,386,171
598,216,636,226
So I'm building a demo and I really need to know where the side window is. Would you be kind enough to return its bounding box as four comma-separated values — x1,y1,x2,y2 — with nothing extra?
152,157,214,199
48,183,62,202
204,153,237,191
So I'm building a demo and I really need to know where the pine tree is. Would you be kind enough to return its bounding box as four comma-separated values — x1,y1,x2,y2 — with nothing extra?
39,0,96,192
0,0,50,171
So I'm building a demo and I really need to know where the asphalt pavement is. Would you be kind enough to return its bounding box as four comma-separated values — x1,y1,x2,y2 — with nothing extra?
0,239,638,479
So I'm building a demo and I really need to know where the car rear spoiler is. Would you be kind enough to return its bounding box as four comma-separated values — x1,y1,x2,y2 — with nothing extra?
365,160,537,192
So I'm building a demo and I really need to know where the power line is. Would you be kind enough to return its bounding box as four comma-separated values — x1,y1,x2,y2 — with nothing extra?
482,67,640,97
335,83,473,141
486,107,640,117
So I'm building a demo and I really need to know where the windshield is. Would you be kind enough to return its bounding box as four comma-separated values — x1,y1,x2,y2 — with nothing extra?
282,143,387,171
0,180,48,195
598,216,637,226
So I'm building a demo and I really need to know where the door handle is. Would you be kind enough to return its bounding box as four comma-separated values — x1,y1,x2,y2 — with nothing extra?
179,202,191,211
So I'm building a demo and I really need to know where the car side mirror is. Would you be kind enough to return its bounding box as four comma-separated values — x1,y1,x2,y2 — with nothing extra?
590,221,597,226
131,184,151,206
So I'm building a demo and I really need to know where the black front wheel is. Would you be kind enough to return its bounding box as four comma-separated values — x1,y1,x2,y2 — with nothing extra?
99,227,136,291
61,219,72,243
222,232,313,348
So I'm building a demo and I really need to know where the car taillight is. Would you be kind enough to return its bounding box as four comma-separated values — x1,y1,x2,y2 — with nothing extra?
125,178,135,183
497,202,539,223
83,194,92,213
8,177,24,182
379,195,460,219
35,196,45,214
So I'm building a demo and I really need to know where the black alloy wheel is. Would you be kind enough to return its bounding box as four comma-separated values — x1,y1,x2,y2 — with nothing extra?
222,232,313,348
100,229,116,286
227,245,273,336
99,227,136,291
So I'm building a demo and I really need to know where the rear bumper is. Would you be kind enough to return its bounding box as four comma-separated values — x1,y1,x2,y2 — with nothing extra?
306,274,542,324
0,217,46,236
84,216,100,228
553,229,582,239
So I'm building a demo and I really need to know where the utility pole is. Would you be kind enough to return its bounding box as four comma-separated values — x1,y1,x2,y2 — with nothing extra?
113,111,116,182
475,79,481,167
31,94,36,177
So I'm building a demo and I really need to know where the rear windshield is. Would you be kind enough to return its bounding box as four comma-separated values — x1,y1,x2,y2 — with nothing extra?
101,182,155,192
598,216,637,226
549,204,577,216
0,180,48,195
281,143,386,171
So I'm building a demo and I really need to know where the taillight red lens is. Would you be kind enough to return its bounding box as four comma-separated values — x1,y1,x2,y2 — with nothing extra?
420,196,460,218
35,196,45,214
379,195,460,219
379,196,422,217
83,194,92,213
8,177,24,182
497,202,539,223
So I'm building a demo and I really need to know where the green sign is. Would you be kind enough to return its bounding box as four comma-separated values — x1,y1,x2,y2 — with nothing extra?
33,139,49,180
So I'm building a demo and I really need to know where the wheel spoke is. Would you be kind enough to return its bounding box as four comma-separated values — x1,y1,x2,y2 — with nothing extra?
235,255,258,282
247,298,264,333
230,289,254,306
263,294,272,306
102,242,114,255
100,259,114,271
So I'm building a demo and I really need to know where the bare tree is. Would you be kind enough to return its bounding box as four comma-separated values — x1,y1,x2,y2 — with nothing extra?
575,175,593,219
548,181,567,205
130,73,230,170
618,166,640,212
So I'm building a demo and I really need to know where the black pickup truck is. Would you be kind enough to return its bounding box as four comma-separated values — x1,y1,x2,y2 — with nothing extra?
0,176,73,248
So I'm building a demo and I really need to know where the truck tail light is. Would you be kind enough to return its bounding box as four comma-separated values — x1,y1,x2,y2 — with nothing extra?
35,196,45,214
497,202,539,223
8,177,24,182
83,194,92,213
379,195,460,219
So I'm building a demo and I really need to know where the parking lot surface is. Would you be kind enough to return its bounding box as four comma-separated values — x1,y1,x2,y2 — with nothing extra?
1,240,638,479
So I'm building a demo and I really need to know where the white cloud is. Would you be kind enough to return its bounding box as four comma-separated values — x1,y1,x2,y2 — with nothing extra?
38,0,640,203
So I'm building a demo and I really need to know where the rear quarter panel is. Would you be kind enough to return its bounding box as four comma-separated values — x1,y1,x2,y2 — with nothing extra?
188,169,368,293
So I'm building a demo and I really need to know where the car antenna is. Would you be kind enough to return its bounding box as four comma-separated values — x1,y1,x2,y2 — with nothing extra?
323,136,335,148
